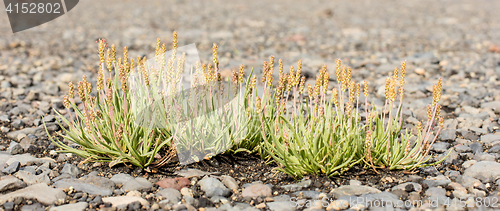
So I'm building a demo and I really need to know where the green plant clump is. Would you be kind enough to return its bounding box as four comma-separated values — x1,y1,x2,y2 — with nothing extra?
46,32,449,177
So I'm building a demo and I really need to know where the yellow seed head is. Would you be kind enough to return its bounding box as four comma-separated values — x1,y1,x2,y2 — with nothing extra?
299,76,305,95
130,58,135,74
212,43,218,69
278,59,283,75
400,61,406,86
363,81,368,98
341,66,347,92
439,117,444,128
356,83,360,98
111,44,116,64
323,72,329,94
335,59,341,83
68,82,74,98
238,65,244,83
77,81,85,102
97,65,104,91
394,67,399,80
98,39,105,64
256,97,262,112
106,48,113,70
332,88,339,106
349,82,355,103
384,77,391,100
63,95,70,109
427,105,432,122
307,84,313,100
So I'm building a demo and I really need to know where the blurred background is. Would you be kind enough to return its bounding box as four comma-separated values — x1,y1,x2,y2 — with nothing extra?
0,0,500,109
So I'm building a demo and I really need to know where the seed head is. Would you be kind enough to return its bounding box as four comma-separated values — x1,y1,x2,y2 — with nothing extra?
256,97,262,112
97,65,104,91
439,117,444,128
332,88,339,106
238,64,244,83
323,72,329,94
417,121,422,132
404,139,411,155
299,76,305,95
98,39,106,64
212,43,218,70
111,44,116,64
307,84,313,100
384,77,390,100
278,59,283,76
365,130,372,147
335,59,341,84
78,81,85,102
68,82,75,98
394,67,399,80
427,105,432,122
231,70,238,84
296,60,302,85
349,82,355,103
106,88,113,106
363,81,368,98
346,67,352,87
172,31,178,50
356,83,360,98
435,104,441,120
400,61,406,86
341,66,347,92
106,48,113,70
262,61,269,83
63,95,70,109
130,58,135,74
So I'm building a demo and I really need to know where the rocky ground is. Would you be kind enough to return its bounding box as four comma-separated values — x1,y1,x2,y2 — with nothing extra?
1,0,500,210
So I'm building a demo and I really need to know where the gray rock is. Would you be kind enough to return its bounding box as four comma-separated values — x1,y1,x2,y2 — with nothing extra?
359,192,403,208
0,183,66,205
481,101,500,112
102,196,150,209
48,202,88,211
2,161,20,174
488,145,500,153
463,161,500,183
220,175,238,190
175,168,214,179
60,163,81,177
198,177,225,192
110,173,133,185
122,177,152,192
273,195,292,202
349,180,362,186
0,115,9,122
330,185,381,198
425,187,449,206
454,145,472,153
456,175,481,189
439,130,456,141
422,175,451,187
281,179,312,191
205,187,231,197
469,142,483,154
431,142,450,153
6,141,23,155
12,119,25,129
20,203,45,211
391,182,422,193
156,188,181,204
473,152,496,161
14,169,51,185
0,175,26,192
242,183,272,198
53,171,115,196
293,190,321,199
480,134,500,145
267,201,296,211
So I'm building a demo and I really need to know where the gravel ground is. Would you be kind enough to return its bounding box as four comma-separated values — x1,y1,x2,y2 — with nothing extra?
1,0,500,210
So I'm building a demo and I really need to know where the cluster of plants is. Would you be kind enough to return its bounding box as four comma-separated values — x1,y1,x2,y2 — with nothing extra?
46,32,449,178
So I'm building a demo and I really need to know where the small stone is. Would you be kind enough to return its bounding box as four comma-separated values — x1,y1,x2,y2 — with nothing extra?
49,202,88,211
110,173,133,185
156,177,190,191
330,185,381,198
415,68,425,75
463,161,500,183
469,142,483,154
327,199,349,210
60,163,81,177
2,161,20,174
438,130,456,141
180,187,193,197
6,141,23,155
175,168,213,178
462,160,477,168
281,179,312,191
53,172,115,196
422,175,451,187
349,180,362,186
480,134,500,145
267,201,296,211
242,183,272,198
102,196,150,208
198,177,225,192
205,187,231,197
122,177,152,192
255,203,266,209
0,183,66,206
0,175,26,192
156,188,181,204
392,182,422,193
221,175,238,190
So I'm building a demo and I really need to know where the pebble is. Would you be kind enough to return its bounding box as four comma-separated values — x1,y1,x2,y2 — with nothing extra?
281,179,312,191
463,161,500,183
48,202,88,211
122,177,152,192
60,163,81,177
241,183,272,198
102,195,150,209
6,141,23,155
0,175,26,192
156,177,190,191
198,177,226,192
53,172,115,196
330,185,381,198
0,183,66,205
2,161,20,174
